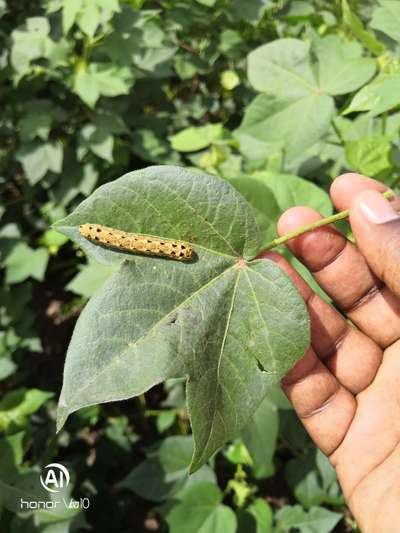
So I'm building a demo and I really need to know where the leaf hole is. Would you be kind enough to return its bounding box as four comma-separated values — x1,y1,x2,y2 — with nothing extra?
256,358,266,372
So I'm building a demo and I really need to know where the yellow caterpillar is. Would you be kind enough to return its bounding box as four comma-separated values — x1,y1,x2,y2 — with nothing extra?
79,223,193,261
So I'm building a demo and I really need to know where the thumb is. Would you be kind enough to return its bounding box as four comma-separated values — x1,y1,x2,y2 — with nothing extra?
350,189,400,296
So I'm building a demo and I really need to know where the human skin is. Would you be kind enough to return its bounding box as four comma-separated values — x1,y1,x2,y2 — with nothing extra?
260,173,400,533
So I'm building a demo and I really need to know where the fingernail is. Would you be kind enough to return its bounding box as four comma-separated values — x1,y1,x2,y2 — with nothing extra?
357,190,400,224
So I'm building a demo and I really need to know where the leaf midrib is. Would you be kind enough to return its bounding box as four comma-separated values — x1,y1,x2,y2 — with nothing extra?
191,269,241,469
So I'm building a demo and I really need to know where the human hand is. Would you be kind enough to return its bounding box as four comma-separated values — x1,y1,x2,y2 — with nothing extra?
261,173,400,533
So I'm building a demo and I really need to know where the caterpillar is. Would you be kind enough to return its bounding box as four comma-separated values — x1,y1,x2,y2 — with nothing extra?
79,223,193,261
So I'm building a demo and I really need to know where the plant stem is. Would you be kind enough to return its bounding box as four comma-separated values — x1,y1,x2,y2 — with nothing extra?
264,190,395,251
382,111,387,134
331,118,345,144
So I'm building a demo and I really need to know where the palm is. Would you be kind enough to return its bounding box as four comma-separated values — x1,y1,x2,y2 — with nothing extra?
335,340,400,530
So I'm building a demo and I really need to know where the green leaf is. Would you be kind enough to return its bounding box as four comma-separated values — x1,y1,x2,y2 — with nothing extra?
341,0,385,55
165,482,237,533
39,229,69,253
219,29,244,55
315,450,336,492
343,73,400,116
54,166,309,471
0,471,49,514
77,2,100,37
314,35,375,95
16,141,63,185
3,243,49,284
285,450,326,508
18,101,64,142
284,448,343,509
235,94,334,161
63,0,82,33
0,352,17,382
0,388,53,434
73,63,133,107
276,505,342,533
0,432,24,486
279,409,310,453
315,450,343,506
345,136,392,176
248,35,374,98
196,0,217,6
62,0,119,35
228,177,281,247
174,54,208,80
231,0,273,24
78,124,114,163
237,498,273,533
242,36,375,160
0,0,7,17
98,5,142,64
253,172,333,217
241,396,278,479
118,436,215,501
225,440,253,466
371,0,400,44
156,410,176,432
51,158,99,208
133,46,177,75
10,17,50,77
66,261,117,298
132,129,180,164
247,39,315,98
170,124,224,152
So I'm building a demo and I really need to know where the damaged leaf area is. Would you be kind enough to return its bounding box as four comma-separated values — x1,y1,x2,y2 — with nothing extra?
54,165,309,471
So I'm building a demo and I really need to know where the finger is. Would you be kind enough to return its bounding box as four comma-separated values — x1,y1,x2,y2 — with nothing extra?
331,173,400,295
277,208,400,348
282,346,356,456
330,172,400,213
351,190,400,296
260,252,382,393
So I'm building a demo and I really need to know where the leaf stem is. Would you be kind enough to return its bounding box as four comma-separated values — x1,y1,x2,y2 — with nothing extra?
264,190,395,251
382,111,387,135
331,118,345,145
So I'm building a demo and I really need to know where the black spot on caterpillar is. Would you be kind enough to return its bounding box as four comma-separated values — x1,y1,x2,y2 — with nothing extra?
79,223,193,261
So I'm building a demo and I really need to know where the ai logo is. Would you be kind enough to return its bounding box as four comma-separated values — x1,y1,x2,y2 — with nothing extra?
40,463,70,493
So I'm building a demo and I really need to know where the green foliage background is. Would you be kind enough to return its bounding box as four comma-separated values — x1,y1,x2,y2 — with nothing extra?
1,0,400,531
